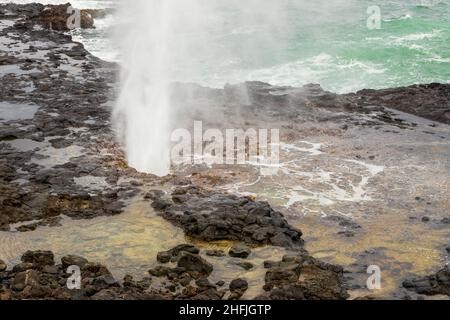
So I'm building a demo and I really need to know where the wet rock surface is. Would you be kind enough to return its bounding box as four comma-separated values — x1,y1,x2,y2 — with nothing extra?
21,250,54,267
154,186,304,249
229,244,252,259
403,266,450,297
0,3,142,231
347,84,450,125
258,254,349,300
1,4,448,234
61,255,88,269
229,278,248,299
0,247,350,300
170,81,449,135
1,3,449,301
0,2,103,31
157,244,201,264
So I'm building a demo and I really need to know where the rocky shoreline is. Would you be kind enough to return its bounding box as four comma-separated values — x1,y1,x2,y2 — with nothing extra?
403,267,450,297
0,3,449,300
0,246,349,300
152,186,305,250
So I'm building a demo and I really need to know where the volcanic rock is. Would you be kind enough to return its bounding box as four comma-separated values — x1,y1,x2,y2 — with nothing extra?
12,269,40,291
0,260,7,272
403,266,450,296
229,278,248,299
33,4,94,31
61,255,89,269
259,254,349,300
21,250,54,267
157,187,304,249
177,252,213,276
229,244,251,259
157,244,200,264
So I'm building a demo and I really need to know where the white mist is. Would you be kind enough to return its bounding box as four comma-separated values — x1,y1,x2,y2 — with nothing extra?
113,0,216,176
113,0,355,176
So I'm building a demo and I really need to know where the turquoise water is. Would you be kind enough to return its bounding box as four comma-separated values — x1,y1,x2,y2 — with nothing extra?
2,0,449,93
178,0,450,93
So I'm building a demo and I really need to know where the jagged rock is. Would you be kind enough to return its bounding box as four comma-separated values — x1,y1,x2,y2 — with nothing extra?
156,251,172,264
42,265,58,274
403,266,450,296
259,254,349,300
148,266,172,277
351,83,450,125
12,263,35,273
82,262,112,277
2,2,447,302
1,248,351,300
12,269,40,291
144,190,165,200
151,199,172,211
21,250,54,267
158,187,304,249
33,4,94,31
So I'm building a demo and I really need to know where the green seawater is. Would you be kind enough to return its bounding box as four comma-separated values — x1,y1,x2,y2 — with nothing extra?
7,0,449,93
190,0,450,93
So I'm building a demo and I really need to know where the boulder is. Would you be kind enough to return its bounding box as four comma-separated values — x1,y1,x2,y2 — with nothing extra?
229,244,251,259
157,244,200,264
177,252,213,276
148,266,172,277
34,4,94,31
159,187,304,249
229,278,248,300
12,269,40,291
61,255,89,269
12,263,35,273
21,250,54,267
82,262,112,277
229,278,248,292
260,254,349,300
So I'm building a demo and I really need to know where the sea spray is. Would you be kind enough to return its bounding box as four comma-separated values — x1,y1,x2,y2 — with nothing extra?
113,0,284,176
112,0,363,176
113,0,217,176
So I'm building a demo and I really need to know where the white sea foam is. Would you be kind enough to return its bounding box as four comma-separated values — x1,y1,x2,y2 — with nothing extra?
390,30,442,44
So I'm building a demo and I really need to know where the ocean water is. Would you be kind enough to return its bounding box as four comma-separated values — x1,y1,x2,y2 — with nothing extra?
2,0,449,93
